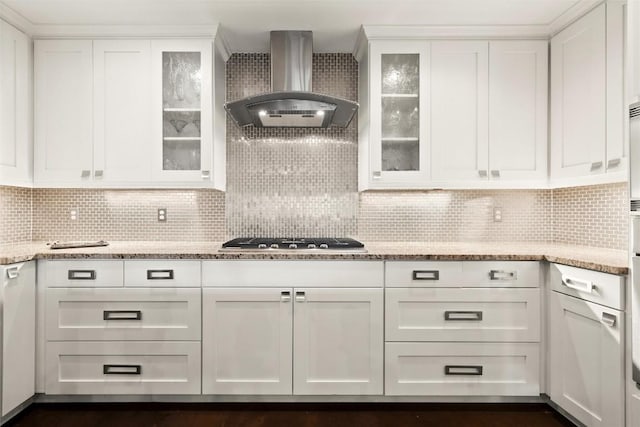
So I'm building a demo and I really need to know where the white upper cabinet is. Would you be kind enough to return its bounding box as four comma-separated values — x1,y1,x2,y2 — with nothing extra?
550,2,626,187
0,20,32,187
489,41,548,183
93,40,152,184
430,41,489,184
365,40,430,188
35,40,93,185
358,34,548,190
151,39,214,184
627,0,640,104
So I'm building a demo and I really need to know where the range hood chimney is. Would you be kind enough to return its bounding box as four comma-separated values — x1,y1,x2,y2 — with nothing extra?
224,31,358,128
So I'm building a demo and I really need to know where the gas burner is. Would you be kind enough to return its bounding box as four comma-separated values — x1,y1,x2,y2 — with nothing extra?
220,237,366,252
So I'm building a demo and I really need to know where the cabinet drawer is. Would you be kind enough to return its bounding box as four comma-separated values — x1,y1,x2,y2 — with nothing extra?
203,261,383,287
385,342,540,396
551,263,624,310
46,288,201,341
385,288,540,342
385,261,540,288
39,260,124,288
124,260,201,287
45,341,201,395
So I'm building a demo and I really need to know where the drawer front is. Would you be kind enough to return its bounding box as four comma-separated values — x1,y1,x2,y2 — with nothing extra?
203,261,384,288
551,263,624,310
124,260,201,287
385,261,539,288
385,288,540,342
39,260,124,288
46,288,201,341
385,342,540,396
45,341,201,395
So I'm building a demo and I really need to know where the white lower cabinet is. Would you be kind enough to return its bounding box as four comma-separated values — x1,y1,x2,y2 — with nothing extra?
45,341,201,395
293,288,383,395
202,288,293,395
201,271,384,396
385,342,540,396
2,262,36,416
631,392,640,427
549,291,624,427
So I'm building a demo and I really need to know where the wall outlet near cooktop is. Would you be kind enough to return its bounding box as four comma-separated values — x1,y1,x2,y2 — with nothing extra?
157,208,167,222
493,207,502,222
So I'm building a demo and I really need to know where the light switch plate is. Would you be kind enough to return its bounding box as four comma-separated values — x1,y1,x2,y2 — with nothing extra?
493,207,502,222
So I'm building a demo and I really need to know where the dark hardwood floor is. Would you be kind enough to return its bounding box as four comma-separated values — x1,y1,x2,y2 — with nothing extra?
5,403,576,427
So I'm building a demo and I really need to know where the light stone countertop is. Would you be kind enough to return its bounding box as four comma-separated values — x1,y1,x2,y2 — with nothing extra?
0,241,629,275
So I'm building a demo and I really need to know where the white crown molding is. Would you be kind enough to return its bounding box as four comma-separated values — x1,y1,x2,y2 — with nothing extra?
0,3,34,35
548,0,605,36
360,25,551,41
214,28,233,62
352,26,368,62
31,24,219,39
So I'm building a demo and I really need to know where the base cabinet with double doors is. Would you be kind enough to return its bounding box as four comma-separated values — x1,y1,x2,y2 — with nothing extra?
39,260,202,395
549,263,626,427
384,261,542,396
201,261,384,395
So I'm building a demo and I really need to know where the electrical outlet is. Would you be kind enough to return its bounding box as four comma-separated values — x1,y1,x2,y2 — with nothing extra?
493,207,502,222
70,209,78,221
157,208,167,222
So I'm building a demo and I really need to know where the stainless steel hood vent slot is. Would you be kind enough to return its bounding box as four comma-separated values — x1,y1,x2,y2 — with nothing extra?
224,31,358,128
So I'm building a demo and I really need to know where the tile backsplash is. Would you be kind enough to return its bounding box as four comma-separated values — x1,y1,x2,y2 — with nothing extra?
0,186,31,244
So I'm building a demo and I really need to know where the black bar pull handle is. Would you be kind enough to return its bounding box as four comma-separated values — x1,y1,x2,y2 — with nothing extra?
103,310,142,321
103,364,142,375
412,270,440,281
444,365,484,376
146,269,174,280
68,270,96,280
444,311,483,321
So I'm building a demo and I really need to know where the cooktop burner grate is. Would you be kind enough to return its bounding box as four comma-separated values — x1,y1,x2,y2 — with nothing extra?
220,237,365,251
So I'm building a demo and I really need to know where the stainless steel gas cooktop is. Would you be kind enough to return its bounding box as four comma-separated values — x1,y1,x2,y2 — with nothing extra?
220,237,366,252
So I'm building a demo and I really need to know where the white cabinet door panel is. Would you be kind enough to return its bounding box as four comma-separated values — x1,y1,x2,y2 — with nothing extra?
202,288,292,394
489,41,547,182
2,262,35,416
431,41,489,182
0,21,31,187
293,288,383,395
93,40,151,183
35,40,93,185
550,291,624,427
551,4,606,180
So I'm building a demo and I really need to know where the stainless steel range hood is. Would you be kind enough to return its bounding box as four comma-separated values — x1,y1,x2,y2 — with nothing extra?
224,31,358,128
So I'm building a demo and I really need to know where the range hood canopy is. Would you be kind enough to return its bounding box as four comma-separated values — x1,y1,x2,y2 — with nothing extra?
224,31,358,128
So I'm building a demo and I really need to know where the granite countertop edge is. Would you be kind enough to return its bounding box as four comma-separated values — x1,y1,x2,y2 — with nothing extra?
0,241,629,275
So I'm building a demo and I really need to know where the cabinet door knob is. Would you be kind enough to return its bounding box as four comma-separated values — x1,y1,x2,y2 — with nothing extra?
490,170,500,178
478,170,488,178
372,171,382,179
607,158,621,169
601,312,617,327
295,291,306,302
280,291,291,302
201,170,211,180
94,170,104,178
81,170,91,178
590,161,603,171
6,266,19,279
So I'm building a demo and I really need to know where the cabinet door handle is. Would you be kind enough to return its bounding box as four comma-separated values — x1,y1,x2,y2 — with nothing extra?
444,311,483,321
412,270,439,281
6,266,19,279
81,170,91,178
607,158,621,169
478,170,488,177
490,170,500,178
103,310,142,321
68,270,96,280
601,312,617,327
444,365,483,376
295,291,306,302
146,269,174,280
94,170,104,178
201,170,211,180
489,270,517,280
281,291,291,302
561,275,596,294
103,364,141,375
372,171,381,180
590,161,603,171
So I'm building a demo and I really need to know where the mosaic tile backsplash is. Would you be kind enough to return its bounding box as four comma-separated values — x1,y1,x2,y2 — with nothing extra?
0,186,31,244
225,53,359,237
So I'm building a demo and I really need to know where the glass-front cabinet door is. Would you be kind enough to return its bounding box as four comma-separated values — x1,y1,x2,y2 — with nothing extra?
152,40,213,182
369,41,429,187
